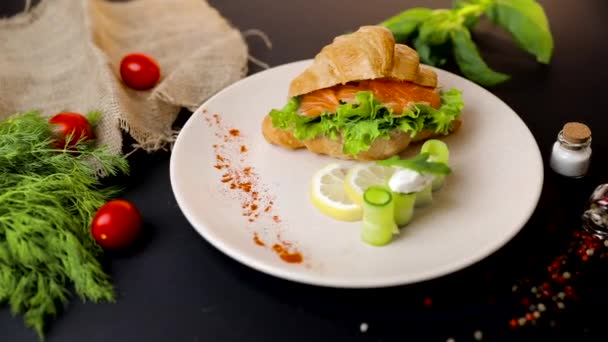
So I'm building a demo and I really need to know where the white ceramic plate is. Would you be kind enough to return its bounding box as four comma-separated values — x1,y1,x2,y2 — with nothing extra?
170,60,544,288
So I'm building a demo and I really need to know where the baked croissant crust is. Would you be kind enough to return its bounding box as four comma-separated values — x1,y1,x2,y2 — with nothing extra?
288,25,437,98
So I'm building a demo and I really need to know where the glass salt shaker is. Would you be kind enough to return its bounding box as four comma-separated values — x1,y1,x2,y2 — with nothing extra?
582,184,608,238
549,122,592,178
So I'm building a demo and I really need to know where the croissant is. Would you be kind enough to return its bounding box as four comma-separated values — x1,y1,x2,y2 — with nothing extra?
289,26,437,97
262,25,463,161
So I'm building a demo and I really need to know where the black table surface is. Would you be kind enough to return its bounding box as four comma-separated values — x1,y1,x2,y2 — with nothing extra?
2,0,608,341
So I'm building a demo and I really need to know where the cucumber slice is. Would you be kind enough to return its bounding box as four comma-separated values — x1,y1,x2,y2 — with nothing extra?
361,186,397,246
393,192,416,226
414,183,433,208
431,175,446,192
363,185,392,206
421,139,450,191
421,139,449,164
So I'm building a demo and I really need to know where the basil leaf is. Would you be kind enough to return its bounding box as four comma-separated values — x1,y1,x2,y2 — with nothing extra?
379,8,433,42
418,10,455,46
450,26,511,87
413,36,448,67
486,0,553,63
453,0,484,29
413,36,434,65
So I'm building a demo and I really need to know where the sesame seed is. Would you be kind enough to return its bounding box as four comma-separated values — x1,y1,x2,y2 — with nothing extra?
533,311,541,319
563,272,571,279
529,304,536,311
558,292,566,300
446,338,455,342
512,285,518,292
359,323,368,333
538,303,547,312
604,240,608,247
531,287,538,293
557,302,566,309
518,318,527,326
473,330,483,341
587,249,595,256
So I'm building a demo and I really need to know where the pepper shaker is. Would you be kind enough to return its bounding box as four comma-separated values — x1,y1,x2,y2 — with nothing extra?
549,122,592,178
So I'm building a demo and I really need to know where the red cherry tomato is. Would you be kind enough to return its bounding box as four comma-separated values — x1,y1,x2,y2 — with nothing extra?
48,112,94,148
91,199,143,249
119,53,161,90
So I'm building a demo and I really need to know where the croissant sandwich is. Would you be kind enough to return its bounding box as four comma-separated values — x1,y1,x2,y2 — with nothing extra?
262,25,464,161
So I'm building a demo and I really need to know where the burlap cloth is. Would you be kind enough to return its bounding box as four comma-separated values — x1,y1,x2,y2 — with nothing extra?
0,0,249,154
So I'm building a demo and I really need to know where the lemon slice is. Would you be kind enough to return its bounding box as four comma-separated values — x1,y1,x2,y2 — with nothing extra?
344,163,396,206
310,163,362,222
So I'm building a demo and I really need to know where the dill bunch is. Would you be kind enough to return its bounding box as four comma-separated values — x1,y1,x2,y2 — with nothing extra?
0,111,129,338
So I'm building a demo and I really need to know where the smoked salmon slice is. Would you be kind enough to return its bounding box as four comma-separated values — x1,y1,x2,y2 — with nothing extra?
297,88,339,117
334,83,362,104
297,79,441,117
364,79,441,113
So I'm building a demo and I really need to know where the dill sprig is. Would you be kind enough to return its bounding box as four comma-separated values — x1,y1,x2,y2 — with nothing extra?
0,111,129,339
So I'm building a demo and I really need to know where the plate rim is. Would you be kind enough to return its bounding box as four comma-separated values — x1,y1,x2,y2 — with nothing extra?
170,59,545,288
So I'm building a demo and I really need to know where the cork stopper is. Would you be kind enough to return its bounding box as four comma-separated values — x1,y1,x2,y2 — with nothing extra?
562,122,591,144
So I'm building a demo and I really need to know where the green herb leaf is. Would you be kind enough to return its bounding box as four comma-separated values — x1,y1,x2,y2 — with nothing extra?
450,26,511,86
379,8,433,42
0,111,128,338
413,36,450,67
486,0,553,63
377,153,452,175
418,10,457,46
86,110,102,127
452,1,480,30
379,0,553,87
413,36,434,66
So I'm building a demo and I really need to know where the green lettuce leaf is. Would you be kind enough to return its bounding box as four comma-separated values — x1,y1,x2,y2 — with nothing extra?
268,88,464,156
